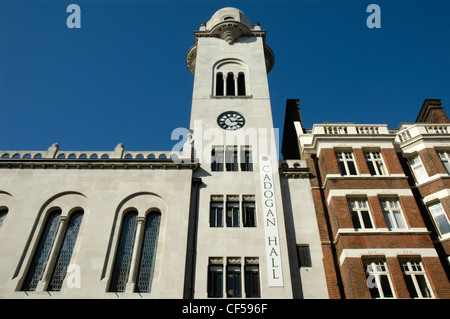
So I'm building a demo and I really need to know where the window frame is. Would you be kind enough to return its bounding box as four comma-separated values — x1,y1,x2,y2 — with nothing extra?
363,258,395,299
438,150,450,174
335,151,358,176
207,259,223,298
226,258,242,298
211,146,224,172
226,200,240,227
244,258,260,298
364,151,387,176
409,155,428,184
242,200,256,228
210,200,224,228
427,202,450,237
379,198,408,230
348,199,375,230
400,259,434,299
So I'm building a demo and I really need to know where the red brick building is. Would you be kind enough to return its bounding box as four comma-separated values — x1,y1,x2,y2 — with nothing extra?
282,98,450,298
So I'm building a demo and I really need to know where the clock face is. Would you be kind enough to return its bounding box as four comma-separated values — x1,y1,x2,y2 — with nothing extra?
217,111,245,130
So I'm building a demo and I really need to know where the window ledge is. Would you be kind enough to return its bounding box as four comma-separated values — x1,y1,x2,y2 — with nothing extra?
210,95,253,99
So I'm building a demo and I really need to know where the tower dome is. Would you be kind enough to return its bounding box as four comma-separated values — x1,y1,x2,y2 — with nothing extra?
205,7,253,31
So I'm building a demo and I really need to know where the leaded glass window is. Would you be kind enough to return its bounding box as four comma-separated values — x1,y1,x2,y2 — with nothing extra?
48,210,83,291
109,211,138,292
22,210,61,291
135,212,161,293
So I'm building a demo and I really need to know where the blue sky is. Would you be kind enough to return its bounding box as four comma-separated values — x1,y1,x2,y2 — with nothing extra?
1,0,449,156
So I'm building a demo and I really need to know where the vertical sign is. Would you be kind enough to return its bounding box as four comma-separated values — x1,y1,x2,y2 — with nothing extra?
259,154,283,287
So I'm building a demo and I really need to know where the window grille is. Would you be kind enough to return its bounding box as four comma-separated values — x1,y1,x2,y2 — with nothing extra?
48,211,83,291
22,210,61,291
109,212,138,292
135,212,161,293
297,245,312,268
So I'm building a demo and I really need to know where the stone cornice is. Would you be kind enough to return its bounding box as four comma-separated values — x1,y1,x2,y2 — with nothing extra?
0,159,199,171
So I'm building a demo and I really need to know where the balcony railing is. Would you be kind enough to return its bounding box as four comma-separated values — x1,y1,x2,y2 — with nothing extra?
395,124,450,143
311,124,389,135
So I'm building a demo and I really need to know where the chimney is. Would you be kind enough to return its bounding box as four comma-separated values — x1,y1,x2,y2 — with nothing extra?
415,99,450,124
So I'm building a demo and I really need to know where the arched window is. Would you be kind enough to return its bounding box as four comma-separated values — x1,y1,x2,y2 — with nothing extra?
213,60,249,97
109,209,162,293
48,210,83,291
0,208,8,229
237,73,246,96
109,211,138,292
226,72,235,96
21,209,84,292
22,210,61,291
216,73,224,96
135,211,161,293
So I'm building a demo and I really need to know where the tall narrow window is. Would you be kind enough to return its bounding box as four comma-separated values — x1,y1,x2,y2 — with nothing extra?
226,198,240,227
215,72,224,96
438,151,450,174
428,202,450,236
109,211,138,292
207,258,223,298
226,146,238,171
401,259,433,299
237,73,246,96
22,210,61,291
336,151,358,176
227,258,242,298
364,258,394,299
409,156,428,184
135,212,161,293
244,258,260,298
380,199,407,230
210,198,224,228
240,146,253,171
348,199,374,230
242,199,256,227
0,208,8,229
365,151,387,176
48,210,83,291
226,72,235,96
211,146,224,172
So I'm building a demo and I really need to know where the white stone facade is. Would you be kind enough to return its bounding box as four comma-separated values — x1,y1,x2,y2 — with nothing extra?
0,8,329,299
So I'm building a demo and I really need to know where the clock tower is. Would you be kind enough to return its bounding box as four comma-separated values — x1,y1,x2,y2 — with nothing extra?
184,8,292,298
